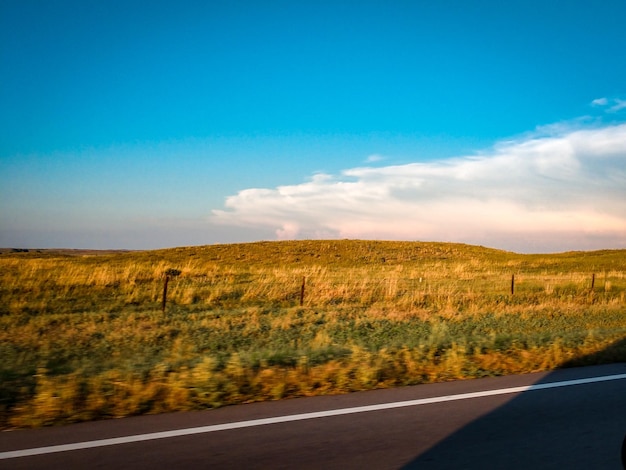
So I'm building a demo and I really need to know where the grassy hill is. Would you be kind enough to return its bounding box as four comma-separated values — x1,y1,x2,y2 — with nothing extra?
1,240,625,428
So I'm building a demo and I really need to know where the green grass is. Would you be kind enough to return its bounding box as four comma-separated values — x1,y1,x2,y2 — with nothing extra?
0,240,625,428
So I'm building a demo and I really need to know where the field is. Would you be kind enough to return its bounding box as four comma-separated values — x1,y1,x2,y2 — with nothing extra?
1,240,625,428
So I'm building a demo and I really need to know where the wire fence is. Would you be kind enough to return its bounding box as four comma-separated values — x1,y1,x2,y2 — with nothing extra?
160,271,626,311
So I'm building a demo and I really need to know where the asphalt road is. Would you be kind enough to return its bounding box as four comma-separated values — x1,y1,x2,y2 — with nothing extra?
1,363,625,469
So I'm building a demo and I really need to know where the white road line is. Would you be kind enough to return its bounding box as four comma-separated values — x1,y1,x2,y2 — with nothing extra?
2,372,626,460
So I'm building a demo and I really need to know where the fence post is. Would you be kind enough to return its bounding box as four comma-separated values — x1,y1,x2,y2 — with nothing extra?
161,268,181,312
300,276,306,306
511,274,515,295
162,275,170,312
591,273,595,291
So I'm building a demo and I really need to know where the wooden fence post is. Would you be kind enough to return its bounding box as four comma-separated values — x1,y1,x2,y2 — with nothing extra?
161,268,181,312
591,273,595,291
300,276,306,306
162,275,170,312
511,274,515,295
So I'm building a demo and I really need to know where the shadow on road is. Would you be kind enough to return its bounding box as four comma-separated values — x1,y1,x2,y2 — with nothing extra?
401,337,626,470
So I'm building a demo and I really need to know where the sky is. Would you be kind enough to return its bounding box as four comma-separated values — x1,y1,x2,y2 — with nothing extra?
1,0,625,253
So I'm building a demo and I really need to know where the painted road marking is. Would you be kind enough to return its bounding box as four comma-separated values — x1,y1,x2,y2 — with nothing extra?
2,373,626,460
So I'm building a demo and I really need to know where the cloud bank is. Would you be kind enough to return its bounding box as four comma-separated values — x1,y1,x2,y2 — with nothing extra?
212,123,626,252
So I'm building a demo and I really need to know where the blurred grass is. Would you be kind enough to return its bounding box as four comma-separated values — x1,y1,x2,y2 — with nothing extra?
1,240,625,428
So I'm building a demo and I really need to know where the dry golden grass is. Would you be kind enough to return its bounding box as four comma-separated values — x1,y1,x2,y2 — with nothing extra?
1,240,625,428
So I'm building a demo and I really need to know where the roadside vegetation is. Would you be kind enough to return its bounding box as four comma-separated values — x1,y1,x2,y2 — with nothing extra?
1,240,625,428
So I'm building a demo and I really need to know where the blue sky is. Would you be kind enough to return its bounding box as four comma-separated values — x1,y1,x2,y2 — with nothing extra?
1,1,625,252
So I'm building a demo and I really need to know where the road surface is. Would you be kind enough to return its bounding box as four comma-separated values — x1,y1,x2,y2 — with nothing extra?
1,363,625,469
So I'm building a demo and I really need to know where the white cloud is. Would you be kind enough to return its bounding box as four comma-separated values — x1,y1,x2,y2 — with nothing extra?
212,123,626,252
366,154,384,162
592,97,608,106
609,99,626,113
591,97,626,113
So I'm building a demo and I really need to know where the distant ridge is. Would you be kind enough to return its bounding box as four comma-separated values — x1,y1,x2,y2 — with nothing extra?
1,240,624,259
